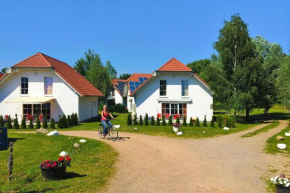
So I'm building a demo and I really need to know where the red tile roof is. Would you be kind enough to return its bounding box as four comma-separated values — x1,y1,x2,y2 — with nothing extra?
0,72,3,79
12,53,104,97
157,58,193,72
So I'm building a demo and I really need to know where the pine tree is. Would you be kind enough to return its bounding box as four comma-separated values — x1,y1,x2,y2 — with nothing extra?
0,115,4,127
134,114,138,125
43,117,48,129
145,114,149,126
210,117,215,127
74,113,79,125
176,116,180,124
169,116,173,126
13,115,19,129
157,116,160,126
36,116,41,129
183,117,187,126
139,115,143,126
50,118,55,129
162,115,166,126
70,113,75,126
196,117,200,127
6,116,12,129
67,115,72,127
127,114,132,125
189,117,193,127
21,116,26,129
29,119,34,129
203,115,207,127
150,116,155,126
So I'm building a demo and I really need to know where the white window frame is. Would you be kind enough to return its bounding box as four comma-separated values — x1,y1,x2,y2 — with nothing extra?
161,103,187,118
160,80,167,97
44,77,53,96
21,77,29,96
181,80,189,97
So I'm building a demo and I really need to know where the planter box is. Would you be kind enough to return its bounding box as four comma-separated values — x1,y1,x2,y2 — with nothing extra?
276,185,290,193
41,166,66,181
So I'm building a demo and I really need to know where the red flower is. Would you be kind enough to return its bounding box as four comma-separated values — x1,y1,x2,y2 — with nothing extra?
59,157,65,162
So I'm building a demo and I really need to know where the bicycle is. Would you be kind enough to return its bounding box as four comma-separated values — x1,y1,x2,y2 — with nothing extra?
98,123,120,140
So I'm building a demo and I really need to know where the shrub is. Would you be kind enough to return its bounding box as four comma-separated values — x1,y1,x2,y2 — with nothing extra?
58,115,68,128
169,116,173,126
218,115,223,128
0,115,4,127
43,117,48,129
139,115,143,126
6,116,12,129
115,104,128,113
74,113,79,126
162,115,166,126
127,114,132,125
231,116,236,127
108,105,115,113
189,117,193,127
50,118,55,129
210,117,215,127
150,116,155,126
203,115,207,127
183,117,187,126
29,119,34,129
134,114,138,125
13,115,19,129
157,116,160,126
196,117,200,127
176,117,180,124
21,116,26,129
36,116,41,129
145,114,149,126
226,116,230,127
67,115,72,127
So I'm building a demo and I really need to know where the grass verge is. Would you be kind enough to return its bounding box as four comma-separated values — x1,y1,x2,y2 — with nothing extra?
241,121,279,138
0,133,117,193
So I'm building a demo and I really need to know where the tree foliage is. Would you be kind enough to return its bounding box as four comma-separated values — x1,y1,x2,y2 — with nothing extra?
119,73,131,80
277,56,290,109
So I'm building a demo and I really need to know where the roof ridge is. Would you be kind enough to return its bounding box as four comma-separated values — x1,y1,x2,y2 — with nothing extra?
157,58,192,72
13,52,47,67
157,58,176,71
38,53,53,67
40,52,68,66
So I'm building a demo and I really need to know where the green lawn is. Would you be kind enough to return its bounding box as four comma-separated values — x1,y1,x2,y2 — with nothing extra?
0,133,117,193
241,121,279,138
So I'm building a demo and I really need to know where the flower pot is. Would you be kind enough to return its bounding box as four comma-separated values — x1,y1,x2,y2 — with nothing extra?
276,185,290,193
40,166,66,181
173,126,179,133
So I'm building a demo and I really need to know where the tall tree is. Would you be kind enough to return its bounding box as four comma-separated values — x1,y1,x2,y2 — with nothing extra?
119,73,131,80
105,61,117,79
187,59,211,81
253,36,285,114
74,49,99,76
213,14,262,120
277,55,290,109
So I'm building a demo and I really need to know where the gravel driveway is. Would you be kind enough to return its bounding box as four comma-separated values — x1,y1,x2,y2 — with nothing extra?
60,120,290,193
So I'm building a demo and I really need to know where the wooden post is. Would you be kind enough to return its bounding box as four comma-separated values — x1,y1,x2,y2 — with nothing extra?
7,142,13,182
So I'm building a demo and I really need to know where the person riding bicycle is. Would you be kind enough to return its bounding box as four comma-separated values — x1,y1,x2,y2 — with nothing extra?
101,105,115,137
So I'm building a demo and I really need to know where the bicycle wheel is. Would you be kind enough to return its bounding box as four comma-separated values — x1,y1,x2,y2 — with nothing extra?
110,127,118,140
98,125,105,139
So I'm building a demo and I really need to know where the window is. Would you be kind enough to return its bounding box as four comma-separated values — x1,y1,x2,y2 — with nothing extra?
33,104,41,118
23,104,32,115
161,103,187,118
21,77,29,94
160,80,167,96
44,77,53,95
182,80,189,96
42,103,51,119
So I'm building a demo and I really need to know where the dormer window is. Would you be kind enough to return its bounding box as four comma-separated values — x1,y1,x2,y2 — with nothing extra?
44,77,53,95
21,77,29,95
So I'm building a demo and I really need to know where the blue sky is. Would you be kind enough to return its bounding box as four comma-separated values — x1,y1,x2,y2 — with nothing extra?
0,0,289,75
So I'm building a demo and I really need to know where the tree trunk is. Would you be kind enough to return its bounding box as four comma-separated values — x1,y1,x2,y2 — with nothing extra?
245,107,250,121
264,108,269,115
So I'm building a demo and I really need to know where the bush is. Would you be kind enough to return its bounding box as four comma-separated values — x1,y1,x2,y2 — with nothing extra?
114,104,128,113
29,119,34,129
196,117,200,127
139,115,143,126
218,115,223,128
157,116,160,126
108,105,115,113
21,116,26,129
226,116,230,127
183,117,187,126
36,116,41,129
0,115,4,127
6,116,12,129
67,115,72,127
231,116,236,127
74,113,79,126
169,116,173,126
162,115,166,126
189,117,193,127
176,117,180,124
210,117,215,127
150,116,155,126
50,118,55,129
13,115,19,129
127,114,132,126
58,115,68,128
43,117,48,129
145,114,149,126
203,116,207,127
134,114,138,125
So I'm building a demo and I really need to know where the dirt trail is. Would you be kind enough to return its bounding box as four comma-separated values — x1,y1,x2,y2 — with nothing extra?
59,121,290,193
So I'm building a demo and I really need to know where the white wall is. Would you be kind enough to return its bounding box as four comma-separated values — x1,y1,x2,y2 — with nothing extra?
79,96,98,121
0,68,79,122
134,72,213,121
114,90,123,105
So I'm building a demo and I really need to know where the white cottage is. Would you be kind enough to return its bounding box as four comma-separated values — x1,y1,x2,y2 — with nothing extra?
112,58,213,121
0,52,103,122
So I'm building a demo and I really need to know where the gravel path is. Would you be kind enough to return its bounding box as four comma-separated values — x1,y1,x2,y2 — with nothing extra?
59,120,290,193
